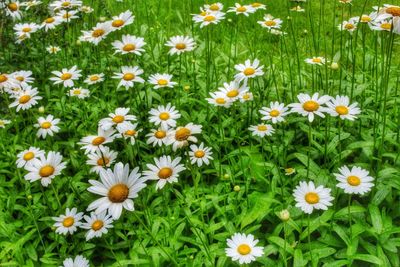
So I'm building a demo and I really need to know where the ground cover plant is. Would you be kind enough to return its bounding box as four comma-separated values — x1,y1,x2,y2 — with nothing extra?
1,0,400,266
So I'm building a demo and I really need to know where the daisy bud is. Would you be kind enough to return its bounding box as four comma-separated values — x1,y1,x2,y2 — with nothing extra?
223,173,230,179
184,85,190,91
228,18,233,23
76,40,81,45
38,106,45,113
27,195,33,200
99,16,107,22
330,62,339,70
233,185,240,192
303,29,308,34
278,209,290,221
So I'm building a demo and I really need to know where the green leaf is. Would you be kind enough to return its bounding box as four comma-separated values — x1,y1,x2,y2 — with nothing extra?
353,254,383,265
293,249,307,267
240,192,276,229
369,204,383,234
267,236,294,255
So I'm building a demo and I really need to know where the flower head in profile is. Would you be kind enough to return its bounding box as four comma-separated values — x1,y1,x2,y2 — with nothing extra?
78,127,116,154
98,107,136,132
257,14,283,29
148,73,177,89
305,56,326,65
192,10,225,28
61,255,89,267
249,123,275,137
228,3,256,16
80,22,112,45
225,233,264,265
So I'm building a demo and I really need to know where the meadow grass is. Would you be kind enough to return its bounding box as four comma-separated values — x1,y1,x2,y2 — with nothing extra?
1,0,400,266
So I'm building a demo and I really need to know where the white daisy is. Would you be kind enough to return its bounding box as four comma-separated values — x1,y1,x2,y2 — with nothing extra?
166,123,202,151
369,19,394,32
148,103,181,128
217,81,249,102
61,255,89,267
0,73,18,91
113,66,145,89
259,102,289,124
251,2,266,10
68,87,90,99
41,16,62,31
52,208,83,235
206,91,233,108
228,3,256,16
56,10,80,23
288,93,331,122
34,114,61,139
9,86,42,112
188,143,213,167
11,70,34,88
86,147,118,174
80,22,112,45
110,10,134,31
79,5,93,13
143,155,186,190
225,233,264,265
204,2,223,12
80,211,114,241
326,95,360,121
13,22,40,38
98,107,136,132
234,59,264,82
50,0,82,10
0,119,11,128
334,166,374,195
22,0,42,10
146,127,170,147
192,10,225,28
249,123,275,137
112,35,146,55
291,5,305,12
3,1,23,20
305,56,326,65
338,17,358,32
165,35,196,55
87,162,147,219
46,45,61,54
24,151,67,187
148,73,177,89
293,181,334,214
16,147,44,168
50,65,82,88
257,14,283,29
84,73,104,85
118,122,140,144
78,128,116,154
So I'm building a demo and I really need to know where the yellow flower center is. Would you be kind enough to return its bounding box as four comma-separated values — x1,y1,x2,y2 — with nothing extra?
62,216,74,227
159,112,170,120
305,192,319,204
61,1,71,7
123,73,135,81
269,110,280,117
381,22,392,30
39,165,55,177
23,152,35,161
154,130,166,139
157,79,168,86
92,136,105,145
41,122,52,129
63,13,72,19
257,125,267,131
45,17,55,23
237,6,247,12
243,68,255,76
204,15,215,22
158,167,173,179
242,93,251,100
122,44,136,52
0,75,7,83
200,11,207,16
15,76,24,81
22,27,32,33
73,89,81,95
19,95,31,104
8,3,18,11
97,157,110,166
237,244,251,255
91,220,104,231
112,19,125,27
61,73,72,80
312,58,322,63
209,4,220,11
112,115,125,123
360,15,371,22
216,98,226,104
285,168,294,174
252,3,262,7
194,150,205,158
335,105,349,115
108,183,129,203
92,29,105,37
90,75,99,81
175,43,186,50
347,175,361,186
386,6,400,17
265,20,277,26
175,127,191,141
125,129,136,136
227,89,239,98
345,23,355,30
303,100,319,112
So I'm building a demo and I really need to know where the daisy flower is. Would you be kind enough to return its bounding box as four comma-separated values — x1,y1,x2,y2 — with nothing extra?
326,95,360,121
68,87,90,99
78,128,116,154
112,35,146,55
86,147,118,174
80,5,94,13
206,92,233,108
110,10,134,31
84,73,104,85
3,1,23,20
291,6,305,12
16,147,44,168
0,73,18,90
80,211,114,241
217,81,249,102
34,114,61,139
284,167,296,175
0,119,11,128
305,56,326,65
334,166,374,195
338,18,358,32
87,162,147,219
52,208,83,235
11,70,34,88
50,65,82,87
369,19,394,32
41,16,62,31
80,22,112,45
118,122,140,144
251,2,266,10
166,123,202,151
188,143,213,167
61,255,89,267
56,10,79,23
288,93,331,122
293,181,334,214
113,66,145,89
204,2,223,12
143,155,185,190
98,107,136,132
249,123,275,137
257,14,283,29
24,151,67,187
23,0,42,9
148,103,181,128
13,22,40,38
9,86,42,112
165,35,196,55
234,59,264,82
225,233,264,265
228,3,256,16
46,45,61,54
146,127,170,147
148,73,177,89
259,102,289,124
192,10,225,28
50,0,82,10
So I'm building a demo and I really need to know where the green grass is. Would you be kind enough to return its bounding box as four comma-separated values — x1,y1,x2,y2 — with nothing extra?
1,0,400,266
